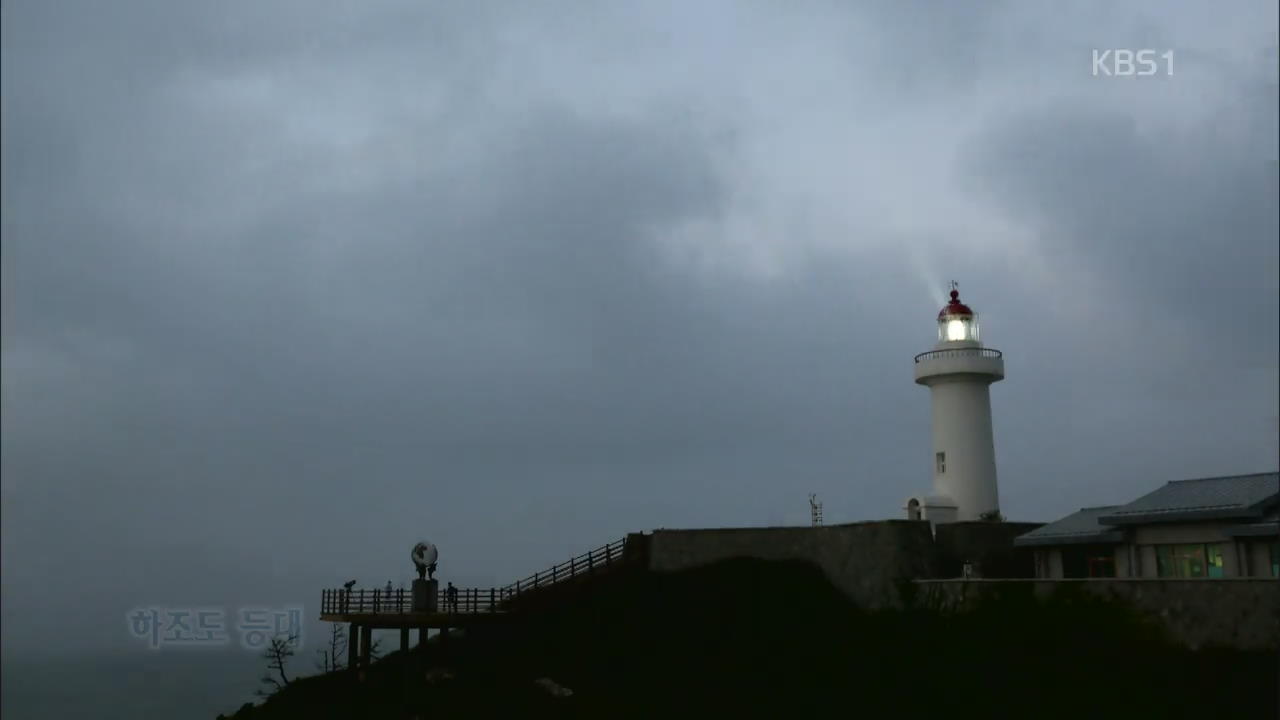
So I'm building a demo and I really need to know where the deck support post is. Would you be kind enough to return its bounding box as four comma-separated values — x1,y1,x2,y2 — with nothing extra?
399,627,409,652
360,625,373,668
418,627,428,648
347,623,359,671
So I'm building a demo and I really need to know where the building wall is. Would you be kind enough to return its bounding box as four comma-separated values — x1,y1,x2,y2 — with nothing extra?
1138,544,1157,578
1034,544,1126,579
1114,544,1132,577
1245,539,1277,577
646,521,938,609
1132,522,1231,545
1032,524,1270,579
1048,549,1063,578
932,522,1042,578
914,578,1280,650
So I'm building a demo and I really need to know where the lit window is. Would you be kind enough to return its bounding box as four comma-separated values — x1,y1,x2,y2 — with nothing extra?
1154,543,1226,578
936,452,946,474
1206,544,1225,578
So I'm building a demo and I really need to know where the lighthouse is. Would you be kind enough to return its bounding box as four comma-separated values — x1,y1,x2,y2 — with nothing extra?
905,284,1004,524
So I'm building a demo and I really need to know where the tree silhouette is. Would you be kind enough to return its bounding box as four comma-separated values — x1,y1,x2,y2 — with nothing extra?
257,632,299,697
315,624,347,673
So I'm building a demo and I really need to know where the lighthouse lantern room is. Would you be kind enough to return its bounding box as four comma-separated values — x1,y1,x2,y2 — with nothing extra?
937,289,979,344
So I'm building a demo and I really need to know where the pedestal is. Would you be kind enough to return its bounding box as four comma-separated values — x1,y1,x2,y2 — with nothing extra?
412,579,438,612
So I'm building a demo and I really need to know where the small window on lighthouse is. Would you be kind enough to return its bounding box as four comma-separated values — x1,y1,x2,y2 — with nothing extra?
936,452,946,474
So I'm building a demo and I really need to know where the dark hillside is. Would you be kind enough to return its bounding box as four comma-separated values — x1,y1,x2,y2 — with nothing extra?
220,559,1277,719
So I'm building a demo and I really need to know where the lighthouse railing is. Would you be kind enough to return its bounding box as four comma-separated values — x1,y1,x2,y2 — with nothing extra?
914,348,1002,363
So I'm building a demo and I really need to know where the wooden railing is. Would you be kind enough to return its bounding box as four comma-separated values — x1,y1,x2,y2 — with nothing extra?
319,536,630,617
502,537,628,595
320,587,514,615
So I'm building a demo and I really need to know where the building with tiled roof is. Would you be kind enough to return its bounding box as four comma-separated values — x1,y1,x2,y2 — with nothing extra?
1014,472,1278,579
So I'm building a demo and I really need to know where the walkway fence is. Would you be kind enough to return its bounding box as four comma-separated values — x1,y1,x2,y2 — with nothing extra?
320,536,629,616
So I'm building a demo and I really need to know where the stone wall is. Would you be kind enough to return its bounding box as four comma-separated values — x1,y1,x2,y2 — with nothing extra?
913,578,1280,650
932,521,1042,578
646,521,937,609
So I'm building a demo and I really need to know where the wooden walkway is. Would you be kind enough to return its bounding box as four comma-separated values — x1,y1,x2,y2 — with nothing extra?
319,537,631,670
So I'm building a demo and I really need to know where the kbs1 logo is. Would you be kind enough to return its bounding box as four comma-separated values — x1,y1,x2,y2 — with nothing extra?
1092,49,1175,77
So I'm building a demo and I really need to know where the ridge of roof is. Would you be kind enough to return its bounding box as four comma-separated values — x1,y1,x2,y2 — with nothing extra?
1097,472,1277,525
1165,471,1278,484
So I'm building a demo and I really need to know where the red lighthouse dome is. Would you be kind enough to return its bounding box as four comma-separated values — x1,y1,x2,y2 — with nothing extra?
937,289,973,319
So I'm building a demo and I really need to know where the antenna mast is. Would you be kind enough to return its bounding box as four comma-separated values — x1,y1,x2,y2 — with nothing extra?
809,493,824,527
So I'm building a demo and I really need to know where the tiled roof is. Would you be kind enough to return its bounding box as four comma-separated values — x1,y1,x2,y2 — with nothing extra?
1097,472,1278,525
1013,506,1125,547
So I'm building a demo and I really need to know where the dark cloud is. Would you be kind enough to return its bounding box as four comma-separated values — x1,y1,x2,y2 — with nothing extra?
963,97,1277,354
955,56,1278,506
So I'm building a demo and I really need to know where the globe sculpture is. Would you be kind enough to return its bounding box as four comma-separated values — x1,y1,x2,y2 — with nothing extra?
411,541,438,580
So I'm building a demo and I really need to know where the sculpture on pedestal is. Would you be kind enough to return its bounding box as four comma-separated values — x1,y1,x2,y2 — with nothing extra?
410,542,440,613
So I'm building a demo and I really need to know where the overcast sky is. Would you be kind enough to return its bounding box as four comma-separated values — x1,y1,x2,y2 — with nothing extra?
3,1,1277,660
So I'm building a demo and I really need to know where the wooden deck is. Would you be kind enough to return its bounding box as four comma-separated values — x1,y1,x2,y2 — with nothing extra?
319,536,633,672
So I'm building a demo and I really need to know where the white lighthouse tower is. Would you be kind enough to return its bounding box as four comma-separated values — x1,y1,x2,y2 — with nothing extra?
905,284,1004,524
